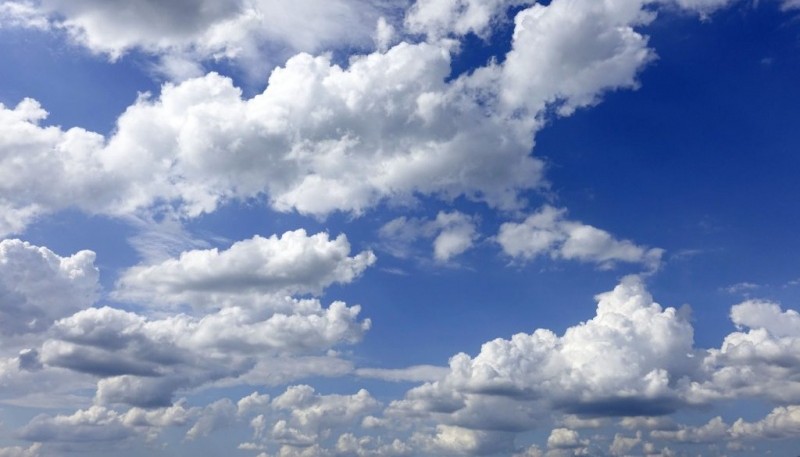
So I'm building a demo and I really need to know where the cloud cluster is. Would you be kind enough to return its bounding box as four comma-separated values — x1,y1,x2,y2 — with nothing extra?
0,232,373,412
38,290,369,408
115,229,376,308
497,206,664,269
0,0,683,237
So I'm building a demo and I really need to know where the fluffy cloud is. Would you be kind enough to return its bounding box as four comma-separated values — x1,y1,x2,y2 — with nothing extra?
687,299,800,404
0,239,98,340
38,298,369,407
651,404,800,444
114,229,376,308
497,206,663,269
546,428,586,450
4,0,394,76
379,211,478,262
382,275,697,441
239,385,381,455
0,0,676,236
405,0,532,38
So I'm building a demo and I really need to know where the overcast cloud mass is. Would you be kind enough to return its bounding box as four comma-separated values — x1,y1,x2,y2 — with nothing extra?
0,0,799,455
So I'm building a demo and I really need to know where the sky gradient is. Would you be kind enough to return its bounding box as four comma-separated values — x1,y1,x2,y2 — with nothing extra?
1,1,800,456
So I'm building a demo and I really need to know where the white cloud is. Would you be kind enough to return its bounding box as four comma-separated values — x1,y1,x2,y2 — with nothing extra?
405,0,532,39
650,404,800,443
114,229,376,308
238,385,381,455
39,298,369,407
383,275,697,438
379,211,478,262
730,404,800,439
0,239,98,340
494,0,656,117
412,424,515,456
0,2,48,29
687,299,800,404
650,416,728,443
8,0,394,77
0,0,669,236
546,428,586,449
497,206,663,269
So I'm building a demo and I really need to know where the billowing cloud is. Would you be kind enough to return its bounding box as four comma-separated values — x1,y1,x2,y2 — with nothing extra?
39,298,369,407
405,0,532,38
2,0,396,77
0,239,98,340
497,206,663,269
0,0,679,236
114,229,376,308
687,299,800,404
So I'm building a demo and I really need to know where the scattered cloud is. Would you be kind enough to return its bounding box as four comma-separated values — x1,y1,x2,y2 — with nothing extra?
497,206,664,269
379,211,478,263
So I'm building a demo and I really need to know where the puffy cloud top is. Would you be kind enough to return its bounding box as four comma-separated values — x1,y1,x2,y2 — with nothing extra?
115,229,376,308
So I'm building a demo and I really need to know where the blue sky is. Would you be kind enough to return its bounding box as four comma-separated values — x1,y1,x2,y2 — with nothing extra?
1,0,800,456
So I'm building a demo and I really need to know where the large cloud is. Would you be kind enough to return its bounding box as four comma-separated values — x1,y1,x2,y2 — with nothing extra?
0,0,683,236
380,275,697,443
114,229,376,308
0,239,98,340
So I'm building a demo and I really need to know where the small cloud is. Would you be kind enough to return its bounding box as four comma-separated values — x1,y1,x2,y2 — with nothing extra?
721,282,760,295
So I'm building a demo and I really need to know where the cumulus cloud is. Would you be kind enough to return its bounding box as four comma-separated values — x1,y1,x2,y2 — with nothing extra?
0,239,98,340
37,299,369,407
405,0,531,38
384,275,698,434
650,404,800,444
115,229,376,308
238,385,381,455
4,0,396,77
16,402,194,445
497,206,663,269
546,428,587,450
0,0,678,236
687,299,800,404
379,211,478,262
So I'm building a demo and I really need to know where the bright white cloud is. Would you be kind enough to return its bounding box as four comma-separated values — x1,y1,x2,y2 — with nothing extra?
0,239,98,339
114,229,376,308
546,427,586,450
405,0,532,38
383,275,697,439
497,206,663,269
688,299,800,404
0,0,670,236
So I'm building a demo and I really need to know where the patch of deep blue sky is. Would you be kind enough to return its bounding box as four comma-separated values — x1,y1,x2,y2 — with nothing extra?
3,2,800,376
